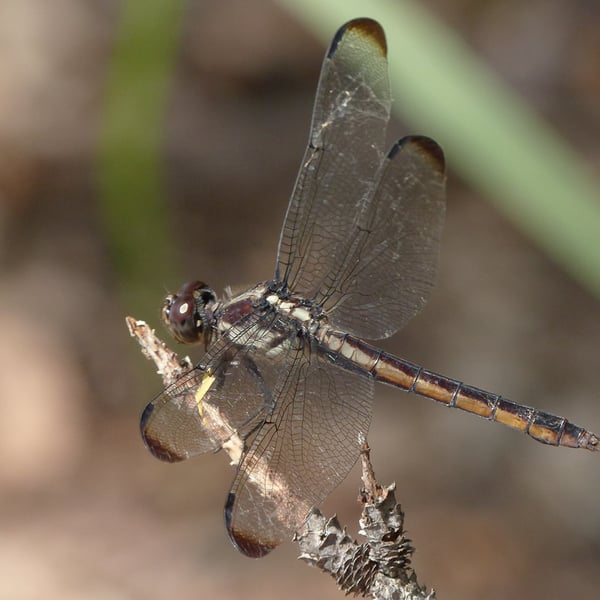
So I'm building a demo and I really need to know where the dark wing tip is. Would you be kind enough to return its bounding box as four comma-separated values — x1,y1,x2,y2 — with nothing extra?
328,18,387,59
390,135,446,175
225,492,277,558
140,402,185,463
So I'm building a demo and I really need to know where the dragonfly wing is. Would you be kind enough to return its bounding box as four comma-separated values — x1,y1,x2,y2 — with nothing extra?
224,349,374,557
325,136,446,339
276,19,446,340
141,368,222,462
276,19,391,298
140,313,280,463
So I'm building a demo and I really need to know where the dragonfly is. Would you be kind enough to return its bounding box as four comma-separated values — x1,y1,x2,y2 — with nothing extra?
140,18,598,558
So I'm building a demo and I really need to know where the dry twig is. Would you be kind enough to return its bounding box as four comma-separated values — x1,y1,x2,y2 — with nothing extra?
127,316,434,598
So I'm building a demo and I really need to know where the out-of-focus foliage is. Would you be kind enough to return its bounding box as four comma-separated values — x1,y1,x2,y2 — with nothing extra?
98,1,185,314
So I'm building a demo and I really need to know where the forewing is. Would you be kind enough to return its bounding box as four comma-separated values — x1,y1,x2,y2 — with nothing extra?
323,136,446,339
141,312,279,463
276,19,446,340
141,368,219,462
276,18,391,297
224,350,374,557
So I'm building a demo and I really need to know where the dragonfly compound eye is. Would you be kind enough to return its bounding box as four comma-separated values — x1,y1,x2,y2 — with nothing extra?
162,281,216,345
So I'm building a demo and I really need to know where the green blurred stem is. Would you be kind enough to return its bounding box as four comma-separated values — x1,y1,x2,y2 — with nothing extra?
98,1,186,314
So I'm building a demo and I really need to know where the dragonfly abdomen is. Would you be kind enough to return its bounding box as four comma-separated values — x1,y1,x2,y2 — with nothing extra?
318,328,598,451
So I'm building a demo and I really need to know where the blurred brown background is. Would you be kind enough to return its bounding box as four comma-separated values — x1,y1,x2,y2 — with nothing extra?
1,1,599,598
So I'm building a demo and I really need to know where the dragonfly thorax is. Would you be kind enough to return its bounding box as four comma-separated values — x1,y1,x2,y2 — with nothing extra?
216,283,323,356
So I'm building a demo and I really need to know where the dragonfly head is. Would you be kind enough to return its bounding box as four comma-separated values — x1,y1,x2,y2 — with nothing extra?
162,281,217,347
